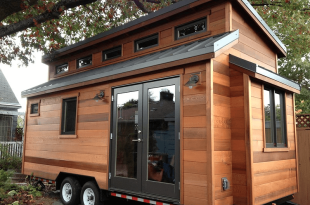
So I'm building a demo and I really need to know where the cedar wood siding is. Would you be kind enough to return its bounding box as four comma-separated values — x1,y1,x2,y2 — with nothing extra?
22,1,297,205
250,83,298,205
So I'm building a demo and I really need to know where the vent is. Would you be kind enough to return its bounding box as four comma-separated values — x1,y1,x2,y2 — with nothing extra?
175,18,206,40
77,55,92,69
55,63,68,75
103,46,122,61
135,34,158,52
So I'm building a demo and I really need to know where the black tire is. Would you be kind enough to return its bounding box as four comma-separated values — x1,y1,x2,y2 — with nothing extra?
60,177,81,205
80,181,100,205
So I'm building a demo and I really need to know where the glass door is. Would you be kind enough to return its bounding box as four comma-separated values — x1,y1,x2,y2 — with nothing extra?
110,78,180,200
142,78,180,199
110,84,143,192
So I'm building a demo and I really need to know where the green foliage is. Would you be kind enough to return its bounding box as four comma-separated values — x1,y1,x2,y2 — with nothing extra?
0,0,179,66
0,145,22,171
0,170,20,200
20,184,42,198
251,0,310,113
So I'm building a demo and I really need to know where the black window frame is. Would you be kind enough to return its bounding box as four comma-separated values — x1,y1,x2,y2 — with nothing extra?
76,55,92,69
30,103,39,114
175,17,207,40
61,97,77,135
134,33,159,52
264,86,287,148
102,46,122,61
55,63,69,75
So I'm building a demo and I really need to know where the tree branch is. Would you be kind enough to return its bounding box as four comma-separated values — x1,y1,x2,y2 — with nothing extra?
132,0,151,13
0,0,97,38
0,0,38,22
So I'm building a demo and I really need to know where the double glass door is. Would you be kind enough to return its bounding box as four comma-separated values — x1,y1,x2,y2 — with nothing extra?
110,78,180,200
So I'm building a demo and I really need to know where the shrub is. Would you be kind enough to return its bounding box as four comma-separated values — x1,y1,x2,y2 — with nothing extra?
0,145,22,171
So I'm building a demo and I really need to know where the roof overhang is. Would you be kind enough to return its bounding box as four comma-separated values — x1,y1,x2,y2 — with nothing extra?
236,0,286,57
229,55,300,93
42,0,286,62
0,110,24,116
0,102,21,109
23,30,239,97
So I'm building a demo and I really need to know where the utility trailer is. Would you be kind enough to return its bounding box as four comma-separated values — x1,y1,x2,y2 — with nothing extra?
21,0,300,204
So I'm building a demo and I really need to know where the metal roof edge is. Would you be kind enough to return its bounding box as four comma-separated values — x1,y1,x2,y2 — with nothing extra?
213,30,239,52
229,54,300,91
240,0,287,53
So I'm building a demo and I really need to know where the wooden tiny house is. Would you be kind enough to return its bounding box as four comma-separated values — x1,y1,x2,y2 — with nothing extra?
21,0,300,204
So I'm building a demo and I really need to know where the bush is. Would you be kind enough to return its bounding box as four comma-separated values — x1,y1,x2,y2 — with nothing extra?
0,170,20,200
0,145,22,171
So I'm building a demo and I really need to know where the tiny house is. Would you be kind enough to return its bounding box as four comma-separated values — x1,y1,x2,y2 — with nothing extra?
21,0,300,204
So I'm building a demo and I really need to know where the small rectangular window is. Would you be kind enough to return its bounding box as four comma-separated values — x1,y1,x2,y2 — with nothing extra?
77,55,92,69
264,87,287,148
175,18,207,40
30,103,39,114
30,100,40,117
61,97,77,135
55,63,68,75
102,46,122,61
135,34,158,52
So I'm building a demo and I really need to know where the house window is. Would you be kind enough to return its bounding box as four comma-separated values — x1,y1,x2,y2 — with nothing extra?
0,115,13,141
102,46,122,61
56,63,69,75
264,88,287,147
135,34,158,52
77,55,92,69
61,97,77,135
175,18,207,40
30,103,39,114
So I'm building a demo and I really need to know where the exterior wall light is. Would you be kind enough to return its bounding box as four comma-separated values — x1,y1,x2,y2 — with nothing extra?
185,73,200,89
93,90,105,102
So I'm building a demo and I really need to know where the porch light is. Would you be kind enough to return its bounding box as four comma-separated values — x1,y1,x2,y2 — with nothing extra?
185,74,199,89
93,90,105,102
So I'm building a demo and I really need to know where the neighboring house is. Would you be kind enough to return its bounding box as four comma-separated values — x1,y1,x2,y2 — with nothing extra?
0,69,21,141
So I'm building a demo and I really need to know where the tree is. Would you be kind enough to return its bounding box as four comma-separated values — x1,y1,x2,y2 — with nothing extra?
251,0,310,113
0,0,177,66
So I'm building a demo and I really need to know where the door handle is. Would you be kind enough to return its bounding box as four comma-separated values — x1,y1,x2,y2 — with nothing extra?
132,138,143,142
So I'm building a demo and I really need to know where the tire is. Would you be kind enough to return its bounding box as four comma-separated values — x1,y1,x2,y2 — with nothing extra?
60,177,81,205
80,181,100,205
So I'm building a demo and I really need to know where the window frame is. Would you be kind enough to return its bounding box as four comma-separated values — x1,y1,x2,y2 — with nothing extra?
263,85,287,149
175,17,207,40
76,55,92,69
134,33,159,52
60,93,79,138
102,46,122,61
29,99,40,117
55,63,69,75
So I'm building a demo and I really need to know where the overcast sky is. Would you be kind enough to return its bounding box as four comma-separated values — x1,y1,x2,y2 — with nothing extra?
0,51,48,112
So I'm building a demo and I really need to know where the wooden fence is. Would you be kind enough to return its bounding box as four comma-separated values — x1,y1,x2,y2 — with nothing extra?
0,141,23,158
292,114,310,205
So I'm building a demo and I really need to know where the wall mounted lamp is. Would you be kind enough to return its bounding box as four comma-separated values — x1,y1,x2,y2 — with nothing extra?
185,73,200,89
93,90,105,102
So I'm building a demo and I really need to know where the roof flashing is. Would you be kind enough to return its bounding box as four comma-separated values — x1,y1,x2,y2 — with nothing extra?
23,31,239,97
229,54,300,91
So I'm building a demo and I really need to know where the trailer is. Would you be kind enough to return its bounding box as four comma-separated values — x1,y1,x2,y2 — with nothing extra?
21,0,300,204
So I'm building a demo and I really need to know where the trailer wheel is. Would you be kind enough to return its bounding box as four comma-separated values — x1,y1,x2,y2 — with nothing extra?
60,177,81,205
81,181,100,205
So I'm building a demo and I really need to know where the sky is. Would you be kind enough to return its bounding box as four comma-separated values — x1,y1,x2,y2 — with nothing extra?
0,51,48,112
